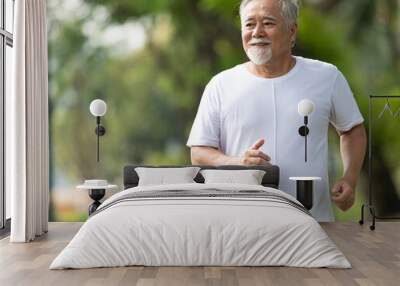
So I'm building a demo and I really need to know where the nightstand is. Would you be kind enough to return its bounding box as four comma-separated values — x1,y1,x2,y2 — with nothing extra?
289,176,321,210
77,180,118,215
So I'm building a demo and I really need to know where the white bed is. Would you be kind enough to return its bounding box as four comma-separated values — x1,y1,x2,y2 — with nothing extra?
50,183,351,269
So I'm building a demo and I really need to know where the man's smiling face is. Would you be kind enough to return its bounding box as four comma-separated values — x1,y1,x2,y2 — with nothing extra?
241,0,296,65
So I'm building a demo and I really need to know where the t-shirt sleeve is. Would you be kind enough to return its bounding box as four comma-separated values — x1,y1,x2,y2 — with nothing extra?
186,78,221,149
329,70,364,132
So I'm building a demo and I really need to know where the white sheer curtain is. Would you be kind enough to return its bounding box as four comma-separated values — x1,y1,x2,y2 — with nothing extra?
7,0,49,242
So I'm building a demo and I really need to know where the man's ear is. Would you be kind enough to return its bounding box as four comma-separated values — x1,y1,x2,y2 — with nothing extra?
290,23,298,45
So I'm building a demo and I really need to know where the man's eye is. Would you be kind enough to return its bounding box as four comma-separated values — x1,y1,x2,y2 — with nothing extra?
264,22,274,26
246,23,255,27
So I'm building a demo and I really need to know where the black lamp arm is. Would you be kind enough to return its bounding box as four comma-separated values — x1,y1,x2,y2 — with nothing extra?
94,116,106,162
298,116,309,162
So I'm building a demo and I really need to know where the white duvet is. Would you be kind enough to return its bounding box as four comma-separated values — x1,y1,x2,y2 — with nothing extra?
50,183,351,269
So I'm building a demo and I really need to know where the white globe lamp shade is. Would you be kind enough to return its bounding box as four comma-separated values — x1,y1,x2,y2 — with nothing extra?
90,99,107,117
298,99,315,116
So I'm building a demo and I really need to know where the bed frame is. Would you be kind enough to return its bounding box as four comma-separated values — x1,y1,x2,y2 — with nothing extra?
123,165,280,189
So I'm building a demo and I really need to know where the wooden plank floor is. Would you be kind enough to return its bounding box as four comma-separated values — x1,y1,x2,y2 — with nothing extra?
0,222,399,286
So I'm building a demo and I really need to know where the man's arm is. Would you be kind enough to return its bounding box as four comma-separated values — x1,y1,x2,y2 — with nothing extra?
191,138,271,166
191,146,241,165
339,123,367,188
331,123,367,211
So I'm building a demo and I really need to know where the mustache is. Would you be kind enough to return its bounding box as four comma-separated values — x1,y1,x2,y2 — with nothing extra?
249,38,271,45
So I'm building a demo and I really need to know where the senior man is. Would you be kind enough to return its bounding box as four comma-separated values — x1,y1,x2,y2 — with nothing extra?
186,0,367,222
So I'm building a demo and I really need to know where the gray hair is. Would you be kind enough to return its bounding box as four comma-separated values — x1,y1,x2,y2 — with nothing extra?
239,0,299,28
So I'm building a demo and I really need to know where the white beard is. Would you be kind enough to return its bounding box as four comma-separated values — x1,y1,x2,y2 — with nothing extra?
246,46,272,65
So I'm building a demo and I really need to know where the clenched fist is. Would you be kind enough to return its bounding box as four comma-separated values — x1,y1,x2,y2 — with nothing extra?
331,178,355,211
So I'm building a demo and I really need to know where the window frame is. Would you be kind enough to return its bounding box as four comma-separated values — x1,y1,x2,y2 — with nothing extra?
0,0,14,233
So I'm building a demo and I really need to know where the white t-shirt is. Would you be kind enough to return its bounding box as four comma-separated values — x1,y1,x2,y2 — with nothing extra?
187,56,364,222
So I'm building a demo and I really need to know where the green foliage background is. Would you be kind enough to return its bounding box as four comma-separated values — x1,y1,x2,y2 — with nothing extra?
48,0,400,221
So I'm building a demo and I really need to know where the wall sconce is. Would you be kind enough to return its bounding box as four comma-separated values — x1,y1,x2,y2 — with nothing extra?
89,99,107,162
297,99,315,162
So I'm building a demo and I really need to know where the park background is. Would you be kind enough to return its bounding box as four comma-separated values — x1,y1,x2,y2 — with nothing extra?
47,0,400,222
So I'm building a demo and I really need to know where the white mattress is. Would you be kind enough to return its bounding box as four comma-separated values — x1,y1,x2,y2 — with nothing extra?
50,183,351,269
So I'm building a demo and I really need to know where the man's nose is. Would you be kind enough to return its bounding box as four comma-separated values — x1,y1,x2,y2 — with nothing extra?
252,22,265,38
